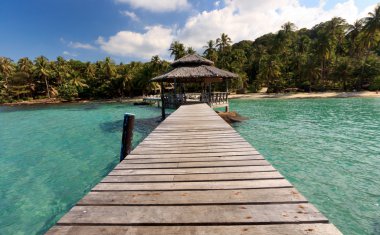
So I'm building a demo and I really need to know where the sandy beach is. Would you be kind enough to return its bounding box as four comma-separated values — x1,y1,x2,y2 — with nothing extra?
2,91,379,106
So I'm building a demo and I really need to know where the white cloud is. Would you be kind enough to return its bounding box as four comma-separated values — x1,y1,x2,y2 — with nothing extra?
120,10,140,21
357,3,379,19
63,51,78,57
115,0,190,12
68,41,96,50
97,25,173,60
98,0,376,60
176,0,370,49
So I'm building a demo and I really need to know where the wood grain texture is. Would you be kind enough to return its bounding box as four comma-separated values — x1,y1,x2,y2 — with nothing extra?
47,224,342,235
47,103,341,234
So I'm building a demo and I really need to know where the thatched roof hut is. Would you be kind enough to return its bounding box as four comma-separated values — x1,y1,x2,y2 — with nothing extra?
150,54,238,119
151,54,238,83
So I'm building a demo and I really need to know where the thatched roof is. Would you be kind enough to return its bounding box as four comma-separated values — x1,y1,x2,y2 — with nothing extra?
151,54,238,83
171,54,214,67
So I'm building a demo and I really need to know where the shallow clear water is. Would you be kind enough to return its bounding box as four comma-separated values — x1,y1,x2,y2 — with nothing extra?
1,99,379,235
230,98,380,235
0,103,162,234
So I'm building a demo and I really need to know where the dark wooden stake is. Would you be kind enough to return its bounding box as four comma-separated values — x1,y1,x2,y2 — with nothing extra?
160,81,165,120
120,113,135,162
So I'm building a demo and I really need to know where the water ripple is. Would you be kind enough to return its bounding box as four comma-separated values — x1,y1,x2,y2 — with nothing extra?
231,98,380,235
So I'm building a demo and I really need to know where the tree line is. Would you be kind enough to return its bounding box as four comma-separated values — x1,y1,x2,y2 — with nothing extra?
0,5,379,103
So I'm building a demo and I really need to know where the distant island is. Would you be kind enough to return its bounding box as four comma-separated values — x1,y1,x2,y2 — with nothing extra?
0,5,379,104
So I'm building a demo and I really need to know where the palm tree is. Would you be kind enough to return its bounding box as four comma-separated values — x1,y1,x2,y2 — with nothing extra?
17,57,33,74
360,5,380,87
257,55,282,92
186,47,196,55
69,70,88,89
281,22,297,33
216,33,232,52
302,56,321,92
53,56,69,85
169,41,186,60
363,5,380,44
315,31,333,83
16,57,34,97
347,19,364,57
294,35,311,85
0,57,15,86
103,57,116,79
203,40,218,62
34,56,52,98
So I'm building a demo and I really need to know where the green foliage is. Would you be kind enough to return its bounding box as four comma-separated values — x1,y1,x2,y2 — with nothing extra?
58,84,78,101
369,76,380,91
1,5,380,103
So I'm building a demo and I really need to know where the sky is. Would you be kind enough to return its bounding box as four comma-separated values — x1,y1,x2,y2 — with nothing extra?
0,0,378,63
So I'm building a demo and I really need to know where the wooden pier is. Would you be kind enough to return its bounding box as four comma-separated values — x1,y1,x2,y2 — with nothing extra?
47,103,342,234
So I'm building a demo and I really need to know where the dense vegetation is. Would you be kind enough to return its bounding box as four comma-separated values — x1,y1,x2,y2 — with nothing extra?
1,5,379,103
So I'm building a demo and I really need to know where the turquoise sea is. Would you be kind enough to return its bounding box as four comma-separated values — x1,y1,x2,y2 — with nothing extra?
0,98,379,234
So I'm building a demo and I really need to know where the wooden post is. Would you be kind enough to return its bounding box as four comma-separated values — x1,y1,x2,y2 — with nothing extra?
120,113,135,162
208,83,212,105
225,79,229,112
160,81,165,120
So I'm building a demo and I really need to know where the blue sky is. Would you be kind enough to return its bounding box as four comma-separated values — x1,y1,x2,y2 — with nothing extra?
0,0,378,63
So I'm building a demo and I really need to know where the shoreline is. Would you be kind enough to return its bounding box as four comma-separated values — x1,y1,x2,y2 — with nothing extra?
229,91,380,99
0,97,143,107
1,91,379,107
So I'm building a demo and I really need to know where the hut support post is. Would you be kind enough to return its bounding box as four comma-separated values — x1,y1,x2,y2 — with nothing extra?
208,83,212,106
120,113,135,162
160,82,165,120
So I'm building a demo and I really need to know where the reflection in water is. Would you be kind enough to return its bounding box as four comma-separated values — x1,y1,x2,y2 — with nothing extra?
99,116,161,134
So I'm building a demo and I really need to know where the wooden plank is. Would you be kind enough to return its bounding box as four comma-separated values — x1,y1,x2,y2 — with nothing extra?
125,151,262,159
123,155,264,163
138,139,251,146
78,188,306,205
138,142,251,147
102,172,284,183
109,166,277,175
47,224,343,235
144,133,242,138
93,179,292,191
47,103,341,235
116,160,270,169
56,203,328,225
131,147,255,154
134,144,252,150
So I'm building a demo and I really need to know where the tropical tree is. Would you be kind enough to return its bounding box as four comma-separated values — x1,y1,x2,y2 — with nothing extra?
257,55,283,92
0,57,15,86
216,33,232,52
203,40,218,62
186,47,196,55
103,57,116,79
34,56,52,98
17,57,33,74
363,5,380,46
169,41,186,60
301,56,321,92
69,70,88,89
53,56,70,86
347,20,364,57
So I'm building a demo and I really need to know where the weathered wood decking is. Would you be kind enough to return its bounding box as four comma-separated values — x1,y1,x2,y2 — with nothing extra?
47,103,342,234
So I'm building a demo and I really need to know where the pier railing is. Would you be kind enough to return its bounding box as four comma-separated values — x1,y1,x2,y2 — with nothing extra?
200,92,229,107
146,92,229,109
